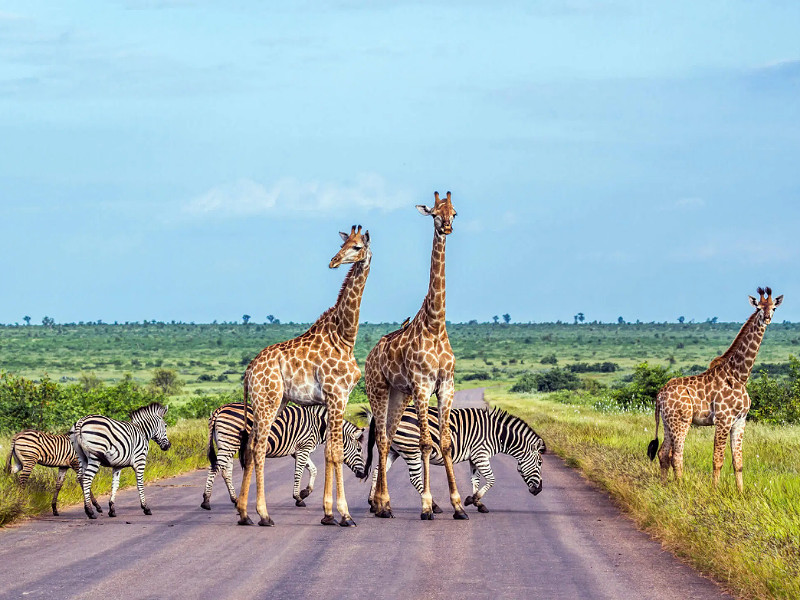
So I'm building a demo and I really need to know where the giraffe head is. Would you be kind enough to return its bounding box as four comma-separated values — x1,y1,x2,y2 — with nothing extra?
417,191,457,235
749,286,783,325
329,225,371,269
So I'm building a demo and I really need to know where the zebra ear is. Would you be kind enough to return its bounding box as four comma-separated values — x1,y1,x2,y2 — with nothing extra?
162,405,169,416
356,428,366,442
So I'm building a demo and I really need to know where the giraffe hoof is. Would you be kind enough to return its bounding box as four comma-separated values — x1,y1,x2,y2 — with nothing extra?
143,507,152,516
321,515,337,526
477,504,489,513
238,516,254,526
258,517,275,527
453,509,469,520
420,511,434,520
299,488,311,499
375,509,394,519
369,504,376,513
464,495,474,506
432,503,443,514
200,500,211,511
295,499,306,507
339,516,357,527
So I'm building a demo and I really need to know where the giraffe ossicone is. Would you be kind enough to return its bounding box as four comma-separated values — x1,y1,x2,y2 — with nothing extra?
235,225,372,527
648,286,783,492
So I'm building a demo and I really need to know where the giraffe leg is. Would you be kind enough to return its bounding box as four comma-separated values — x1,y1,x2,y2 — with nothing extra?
712,420,732,488
376,388,410,518
52,468,68,516
657,419,674,483
670,419,690,483
437,380,467,519
729,416,746,493
366,375,393,518
322,403,355,527
368,449,396,511
414,388,436,520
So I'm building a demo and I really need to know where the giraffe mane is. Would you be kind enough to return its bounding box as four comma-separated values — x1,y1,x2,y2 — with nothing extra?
710,309,761,369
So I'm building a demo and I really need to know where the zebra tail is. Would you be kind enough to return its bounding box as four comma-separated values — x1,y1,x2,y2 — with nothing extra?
363,410,376,476
208,418,218,472
647,396,660,461
239,377,251,470
4,438,14,474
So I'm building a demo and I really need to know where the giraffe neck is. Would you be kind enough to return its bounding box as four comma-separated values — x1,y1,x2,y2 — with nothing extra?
422,229,447,331
717,310,767,382
330,251,371,347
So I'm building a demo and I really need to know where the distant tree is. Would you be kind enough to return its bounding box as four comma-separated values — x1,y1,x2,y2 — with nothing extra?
577,313,585,324
79,372,104,391
266,315,276,324
617,316,625,325
492,315,499,324
42,316,55,328
23,316,31,326
468,319,478,325
149,368,184,396
678,316,685,324
502,313,511,325
242,314,251,325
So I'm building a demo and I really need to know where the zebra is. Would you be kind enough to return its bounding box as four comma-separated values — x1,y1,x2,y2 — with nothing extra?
201,402,366,510
70,403,171,519
365,405,545,513
5,430,103,516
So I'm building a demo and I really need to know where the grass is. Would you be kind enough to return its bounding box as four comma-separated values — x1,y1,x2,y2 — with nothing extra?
0,418,208,526
486,386,800,600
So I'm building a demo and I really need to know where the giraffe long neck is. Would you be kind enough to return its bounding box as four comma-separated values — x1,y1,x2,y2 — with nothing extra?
331,252,371,347
718,311,767,382
422,230,447,331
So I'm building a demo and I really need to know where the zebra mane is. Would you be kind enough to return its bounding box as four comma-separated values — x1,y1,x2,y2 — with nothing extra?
129,402,168,421
487,406,546,453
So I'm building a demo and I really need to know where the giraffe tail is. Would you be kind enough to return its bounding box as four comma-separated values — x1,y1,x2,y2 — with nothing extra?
363,410,376,477
647,397,660,461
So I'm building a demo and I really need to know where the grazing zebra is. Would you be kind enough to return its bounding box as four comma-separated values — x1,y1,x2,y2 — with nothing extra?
201,403,366,510
5,430,103,516
70,403,171,519
365,405,545,513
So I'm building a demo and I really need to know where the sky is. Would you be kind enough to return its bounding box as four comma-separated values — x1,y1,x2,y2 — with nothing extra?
0,0,798,325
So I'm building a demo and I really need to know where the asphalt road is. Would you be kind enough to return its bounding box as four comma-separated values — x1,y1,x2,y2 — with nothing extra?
0,389,732,600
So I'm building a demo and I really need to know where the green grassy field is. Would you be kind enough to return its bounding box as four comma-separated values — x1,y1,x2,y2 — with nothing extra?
487,386,800,600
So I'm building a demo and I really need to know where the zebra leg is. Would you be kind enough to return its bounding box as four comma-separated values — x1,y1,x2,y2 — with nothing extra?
201,463,217,510
464,461,480,506
52,468,68,516
465,455,494,513
293,447,314,506
222,451,238,504
108,468,122,517
17,460,36,488
437,380,467,520
81,460,100,519
72,464,103,513
134,463,152,515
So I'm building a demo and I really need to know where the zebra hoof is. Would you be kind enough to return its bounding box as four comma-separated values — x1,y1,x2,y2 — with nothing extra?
477,504,489,514
375,509,394,519
453,509,469,520
432,503,443,514
420,511,434,520
85,509,97,520
200,500,211,511
321,515,337,526
95,505,104,513
108,507,117,518
52,509,59,516
238,516,254,526
143,507,152,516
295,499,306,507
464,495,474,506
258,517,274,527
299,488,311,499
339,516,357,527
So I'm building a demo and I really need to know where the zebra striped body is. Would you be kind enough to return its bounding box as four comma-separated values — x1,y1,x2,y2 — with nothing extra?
201,403,366,510
70,403,171,519
367,406,545,513
5,430,102,515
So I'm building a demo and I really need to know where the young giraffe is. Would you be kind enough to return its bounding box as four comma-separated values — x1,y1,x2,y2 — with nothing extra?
648,287,783,492
365,191,468,520
236,225,371,527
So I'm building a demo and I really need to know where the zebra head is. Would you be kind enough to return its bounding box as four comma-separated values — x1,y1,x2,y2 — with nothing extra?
342,421,367,479
131,403,171,451
516,441,544,496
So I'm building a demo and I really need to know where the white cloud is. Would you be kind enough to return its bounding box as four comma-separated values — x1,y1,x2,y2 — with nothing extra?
184,173,412,218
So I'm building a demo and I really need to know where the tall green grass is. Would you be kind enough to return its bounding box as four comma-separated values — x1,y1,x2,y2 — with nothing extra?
487,387,800,600
1,418,208,526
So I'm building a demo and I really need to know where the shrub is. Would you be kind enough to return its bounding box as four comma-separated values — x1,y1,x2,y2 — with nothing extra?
540,353,558,365
567,361,619,373
149,368,183,396
510,368,580,393
462,372,491,381
609,362,680,409
747,356,800,424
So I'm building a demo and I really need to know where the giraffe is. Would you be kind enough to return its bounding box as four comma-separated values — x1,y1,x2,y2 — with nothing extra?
647,287,783,492
236,225,371,527
364,191,468,520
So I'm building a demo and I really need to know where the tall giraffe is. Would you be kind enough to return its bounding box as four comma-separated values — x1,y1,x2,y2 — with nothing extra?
648,287,783,492
236,225,371,527
365,191,468,520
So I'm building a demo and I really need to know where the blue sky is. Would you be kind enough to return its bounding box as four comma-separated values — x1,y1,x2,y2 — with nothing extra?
1,1,798,325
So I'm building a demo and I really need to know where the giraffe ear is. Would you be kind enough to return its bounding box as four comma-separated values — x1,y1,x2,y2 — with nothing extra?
363,230,370,245
416,204,433,216
749,296,758,307
339,231,349,242
774,295,784,307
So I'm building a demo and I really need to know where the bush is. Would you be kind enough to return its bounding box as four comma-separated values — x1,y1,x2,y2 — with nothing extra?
149,368,183,396
609,362,679,409
540,354,558,365
172,392,238,421
567,361,619,373
747,356,800,424
510,368,581,393
462,372,491,381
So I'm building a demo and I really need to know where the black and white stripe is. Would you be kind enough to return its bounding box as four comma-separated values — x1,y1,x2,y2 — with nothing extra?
70,403,171,519
201,403,366,510
5,430,102,515
367,406,545,513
